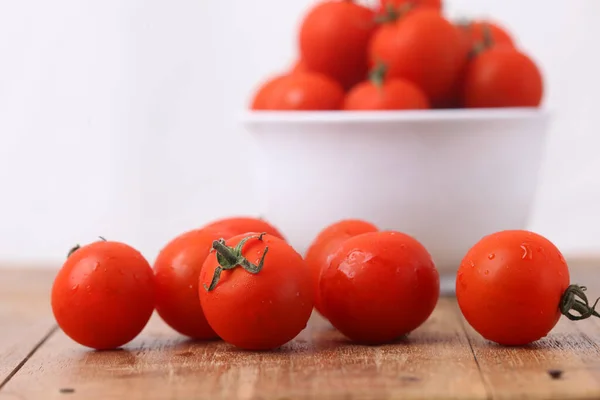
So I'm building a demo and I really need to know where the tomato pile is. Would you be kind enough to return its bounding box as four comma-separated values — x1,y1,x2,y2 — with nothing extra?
250,0,544,111
52,216,599,351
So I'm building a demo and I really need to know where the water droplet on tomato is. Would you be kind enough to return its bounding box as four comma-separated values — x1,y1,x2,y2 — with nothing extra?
71,284,79,292
85,285,91,292
469,260,475,268
296,292,300,297
484,270,489,275
488,253,495,260
188,284,193,289
93,263,99,272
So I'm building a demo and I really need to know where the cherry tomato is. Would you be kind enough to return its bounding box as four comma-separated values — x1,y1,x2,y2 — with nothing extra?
252,72,345,111
250,75,288,110
458,20,515,50
344,63,430,110
463,47,543,108
456,230,570,346
305,219,379,317
320,231,440,344
153,228,231,340
299,0,375,89
203,216,285,241
199,233,313,350
369,9,466,104
51,240,155,350
380,0,442,12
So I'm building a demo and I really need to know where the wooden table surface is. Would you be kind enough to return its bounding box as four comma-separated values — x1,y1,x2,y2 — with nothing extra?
2,268,600,400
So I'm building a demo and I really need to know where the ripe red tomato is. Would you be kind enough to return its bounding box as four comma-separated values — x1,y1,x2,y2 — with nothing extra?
299,1,376,89
256,72,345,111
463,47,543,108
458,20,515,50
456,230,571,346
250,75,288,110
199,233,313,350
305,219,379,317
51,240,155,350
369,9,466,104
203,216,285,241
380,0,442,12
153,228,231,340
343,63,430,110
320,231,440,344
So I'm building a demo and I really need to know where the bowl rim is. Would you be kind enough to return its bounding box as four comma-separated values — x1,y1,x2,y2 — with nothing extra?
241,108,551,124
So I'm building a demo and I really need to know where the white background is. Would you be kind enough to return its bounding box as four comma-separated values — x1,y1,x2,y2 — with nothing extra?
0,0,599,268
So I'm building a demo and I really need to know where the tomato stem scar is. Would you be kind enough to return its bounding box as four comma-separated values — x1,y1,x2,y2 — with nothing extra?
560,285,600,321
204,233,269,292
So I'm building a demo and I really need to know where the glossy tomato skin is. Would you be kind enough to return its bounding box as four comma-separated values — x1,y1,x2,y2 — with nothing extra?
369,9,466,104
260,72,345,111
305,220,379,317
199,233,313,350
203,217,285,241
320,231,440,344
153,228,231,340
300,1,375,89
463,48,543,108
456,230,570,346
344,78,430,110
51,241,155,350
380,0,442,11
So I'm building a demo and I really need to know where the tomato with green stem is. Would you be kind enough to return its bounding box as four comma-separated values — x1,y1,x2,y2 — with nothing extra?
379,0,442,12
344,62,430,110
199,233,313,350
463,46,543,108
305,219,379,317
456,230,599,346
369,8,466,104
51,239,155,350
320,231,440,344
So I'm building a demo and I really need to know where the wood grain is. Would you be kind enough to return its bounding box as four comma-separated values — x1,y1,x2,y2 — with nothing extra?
0,269,57,387
0,298,487,400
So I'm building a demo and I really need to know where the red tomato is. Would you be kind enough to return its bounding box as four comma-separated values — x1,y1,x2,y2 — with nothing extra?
199,233,313,350
299,1,376,89
305,219,379,317
344,63,430,110
51,240,155,350
320,231,440,344
379,0,442,12
463,47,543,108
203,216,285,241
456,230,571,346
369,9,466,104
153,228,231,340
458,20,515,50
257,72,345,111
251,75,288,110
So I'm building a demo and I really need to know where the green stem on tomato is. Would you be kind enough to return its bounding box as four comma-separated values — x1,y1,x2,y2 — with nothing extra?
203,233,269,292
560,285,600,321
369,61,388,90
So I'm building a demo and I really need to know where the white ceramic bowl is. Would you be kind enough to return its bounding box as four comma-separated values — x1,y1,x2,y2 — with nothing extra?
242,109,551,278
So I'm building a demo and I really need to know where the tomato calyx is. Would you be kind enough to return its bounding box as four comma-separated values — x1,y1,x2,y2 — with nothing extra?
204,233,269,292
369,62,388,90
560,285,600,321
469,23,495,58
374,3,413,24
67,236,107,258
